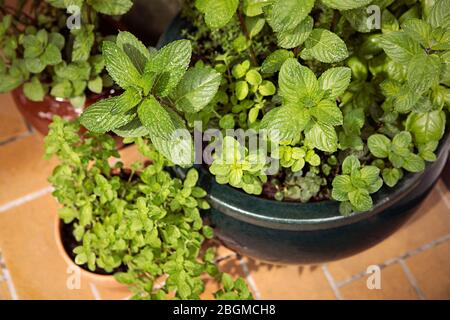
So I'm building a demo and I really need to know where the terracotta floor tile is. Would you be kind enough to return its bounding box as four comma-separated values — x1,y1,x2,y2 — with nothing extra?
246,259,335,300
328,187,450,283
0,133,58,206
405,240,450,299
0,93,29,143
340,263,419,300
0,195,93,299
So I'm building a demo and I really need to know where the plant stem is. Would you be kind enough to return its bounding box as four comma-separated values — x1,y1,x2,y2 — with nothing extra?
237,8,258,66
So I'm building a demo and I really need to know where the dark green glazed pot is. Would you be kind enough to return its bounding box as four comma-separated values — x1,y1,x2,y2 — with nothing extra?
159,17,450,265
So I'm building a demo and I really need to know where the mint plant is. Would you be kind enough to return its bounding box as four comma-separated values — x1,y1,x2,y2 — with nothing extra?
0,0,134,107
67,0,449,221
46,117,252,300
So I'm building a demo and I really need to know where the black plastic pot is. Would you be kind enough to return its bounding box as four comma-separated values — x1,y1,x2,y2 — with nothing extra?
160,16,450,265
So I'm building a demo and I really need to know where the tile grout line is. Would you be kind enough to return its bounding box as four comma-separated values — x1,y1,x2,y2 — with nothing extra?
237,257,261,300
322,265,343,300
89,283,102,300
436,183,450,210
0,131,33,147
336,232,450,288
0,252,19,300
0,186,54,213
398,259,427,300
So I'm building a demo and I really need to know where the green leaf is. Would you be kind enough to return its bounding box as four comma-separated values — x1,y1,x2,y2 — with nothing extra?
23,77,45,102
318,67,352,99
261,49,294,74
201,0,239,29
427,0,450,29
407,54,441,94
87,0,133,15
342,155,361,175
305,122,338,153
144,40,192,97
406,111,446,145
321,0,372,10
138,96,193,165
402,19,432,48
260,105,310,144
0,74,23,93
72,27,94,62
117,31,151,73
368,134,391,158
348,189,373,212
379,31,423,64
25,58,46,74
310,100,343,126
113,117,149,138
80,95,136,133
302,29,349,63
243,0,272,16
392,131,412,150
88,76,103,94
382,168,402,187
235,81,249,100
110,87,142,114
360,166,382,186
279,58,320,104
269,0,314,33
171,66,221,113
402,153,425,173
276,15,313,49
103,41,143,90
332,175,353,201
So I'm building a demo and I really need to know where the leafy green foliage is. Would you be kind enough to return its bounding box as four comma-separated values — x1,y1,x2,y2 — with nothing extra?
0,0,134,105
45,117,252,300
332,156,383,214
80,33,221,166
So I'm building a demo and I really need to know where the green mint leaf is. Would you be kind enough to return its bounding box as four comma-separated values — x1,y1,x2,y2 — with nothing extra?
381,9,400,34
321,0,372,10
0,74,23,93
392,131,412,150
379,31,423,64
332,175,353,201
406,110,446,145
382,168,403,187
318,67,352,99
88,76,103,94
310,99,343,127
279,58,320,104
342,155,361,176
198,0,239,29
261,49,294,74
260,105,310,144
171,66,221,113
360,166,382,193
87,0,133,15
113,117,149,138
368,134,391,158
71,26,94,62
110,87,143,114
348,189,373,212
402,19,432,48
23,77,45,102
138,96,193,165
276,15,313,49
25,58,46,74
402,153,426,173
117,31,151,73
50,80,73,98
427,0,450,29
243,0,272,17
103,40,143,90
302,29,349,63
269,0,314,33
305,122,338,153
80,95,137,133
49,32,65,51
144,40,192,97
407,54,441,94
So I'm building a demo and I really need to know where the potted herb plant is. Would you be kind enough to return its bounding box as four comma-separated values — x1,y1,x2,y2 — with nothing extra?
45,116,252,300
75,0,449,264
0,0,135,134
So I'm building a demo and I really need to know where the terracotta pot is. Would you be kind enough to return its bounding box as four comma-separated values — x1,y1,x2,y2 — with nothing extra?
11,87,116,136
54,215,130,292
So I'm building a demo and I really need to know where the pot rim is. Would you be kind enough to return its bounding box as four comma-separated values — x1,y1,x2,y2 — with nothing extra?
53,215,120,284
199,132,450,230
